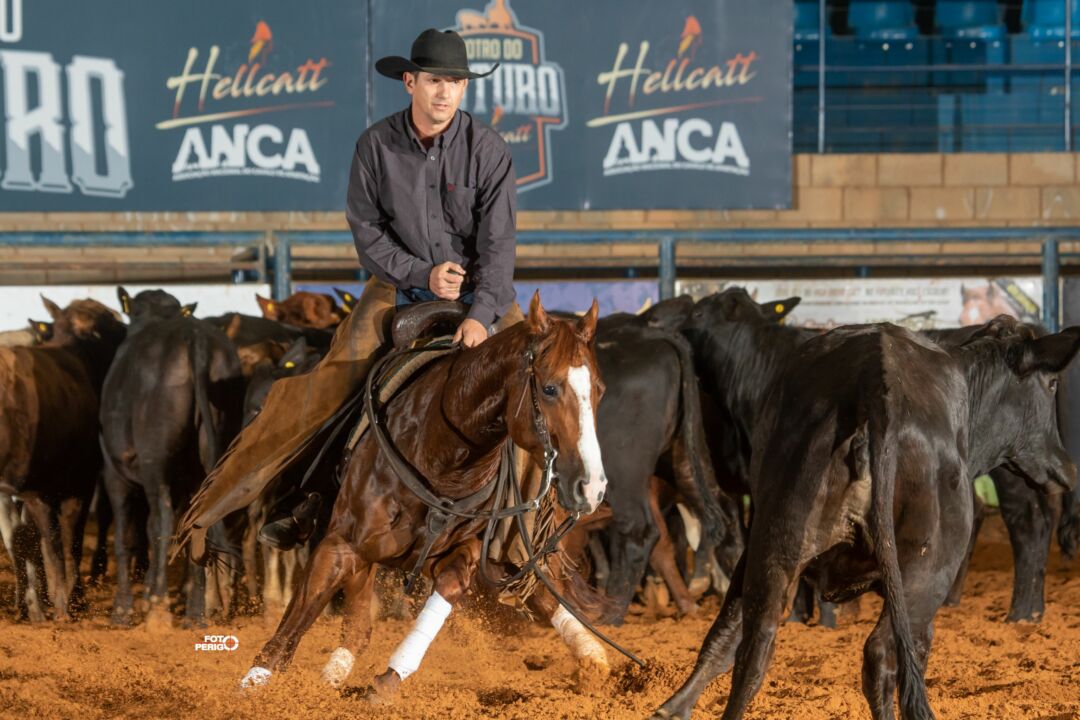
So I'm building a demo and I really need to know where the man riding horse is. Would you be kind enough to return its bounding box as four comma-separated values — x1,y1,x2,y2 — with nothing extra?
177,28,523,555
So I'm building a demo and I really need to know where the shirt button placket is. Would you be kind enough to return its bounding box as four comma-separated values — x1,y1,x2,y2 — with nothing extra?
428,150,439,262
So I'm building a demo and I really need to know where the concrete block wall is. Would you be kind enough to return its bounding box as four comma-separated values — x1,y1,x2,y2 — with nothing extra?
1,153,1079,281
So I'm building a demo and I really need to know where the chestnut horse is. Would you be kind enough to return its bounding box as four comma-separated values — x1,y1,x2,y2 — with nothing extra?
235,294,611,695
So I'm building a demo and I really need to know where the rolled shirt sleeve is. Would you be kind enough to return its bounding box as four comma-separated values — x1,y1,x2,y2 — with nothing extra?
466,143,517,328
346,136,433,290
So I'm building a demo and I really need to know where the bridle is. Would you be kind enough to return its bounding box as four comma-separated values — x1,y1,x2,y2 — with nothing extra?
364,337,643,666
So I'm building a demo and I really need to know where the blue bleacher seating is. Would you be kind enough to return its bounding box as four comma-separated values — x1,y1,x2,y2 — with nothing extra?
1024,0,1080,39
848,1,919,41
936,1,1006,40
794,0,826,42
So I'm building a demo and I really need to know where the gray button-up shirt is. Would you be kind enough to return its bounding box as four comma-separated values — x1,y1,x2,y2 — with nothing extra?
346,108,518,327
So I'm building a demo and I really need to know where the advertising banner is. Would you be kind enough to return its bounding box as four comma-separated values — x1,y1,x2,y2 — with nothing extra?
371,0,792,210
0,0,367,210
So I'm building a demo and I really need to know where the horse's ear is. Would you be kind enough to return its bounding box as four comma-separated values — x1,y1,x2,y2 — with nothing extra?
256,294,278,320
577,299,599,343
528,291,550,333
41,295,63,321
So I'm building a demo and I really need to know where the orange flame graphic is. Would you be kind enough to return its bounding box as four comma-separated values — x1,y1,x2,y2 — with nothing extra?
249,21,273,64
491,105,505,128
678,16,702,57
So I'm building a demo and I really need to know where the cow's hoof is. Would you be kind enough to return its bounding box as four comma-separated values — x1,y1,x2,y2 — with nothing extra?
110,610,133,627
240,666,272,689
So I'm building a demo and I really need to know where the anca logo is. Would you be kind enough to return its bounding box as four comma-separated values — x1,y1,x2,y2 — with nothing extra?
453,0,567,192
588,16,759,178
160,22,330,183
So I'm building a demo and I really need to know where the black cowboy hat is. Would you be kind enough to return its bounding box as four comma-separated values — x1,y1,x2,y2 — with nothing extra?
376,28,497,80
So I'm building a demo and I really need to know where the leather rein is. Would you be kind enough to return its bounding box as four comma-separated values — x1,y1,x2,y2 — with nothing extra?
364,337,644,667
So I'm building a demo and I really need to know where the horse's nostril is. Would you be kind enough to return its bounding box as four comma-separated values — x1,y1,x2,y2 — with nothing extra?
596,489,605,506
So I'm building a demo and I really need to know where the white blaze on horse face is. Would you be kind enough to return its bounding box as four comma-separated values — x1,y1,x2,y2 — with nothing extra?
568,365,606,513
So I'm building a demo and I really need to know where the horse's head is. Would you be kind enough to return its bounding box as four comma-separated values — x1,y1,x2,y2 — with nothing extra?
508,292,607,515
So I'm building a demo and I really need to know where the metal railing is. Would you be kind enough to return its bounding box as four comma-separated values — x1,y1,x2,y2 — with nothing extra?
0,227,1073,331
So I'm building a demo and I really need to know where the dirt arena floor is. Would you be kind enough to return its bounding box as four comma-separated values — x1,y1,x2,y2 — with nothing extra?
1,514,1078,720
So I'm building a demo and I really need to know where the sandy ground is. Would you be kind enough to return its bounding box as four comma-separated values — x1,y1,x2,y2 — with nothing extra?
0,514,1078,720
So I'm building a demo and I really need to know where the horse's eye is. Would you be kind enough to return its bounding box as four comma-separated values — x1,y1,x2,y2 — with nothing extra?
543,384,558,398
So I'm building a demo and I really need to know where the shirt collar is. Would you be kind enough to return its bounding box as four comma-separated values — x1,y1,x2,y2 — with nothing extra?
400,106,463,152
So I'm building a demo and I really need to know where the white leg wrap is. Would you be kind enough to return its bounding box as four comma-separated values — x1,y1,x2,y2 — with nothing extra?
387,591,452,681
240,666,272,688
320,647,355,688
551,605,608,666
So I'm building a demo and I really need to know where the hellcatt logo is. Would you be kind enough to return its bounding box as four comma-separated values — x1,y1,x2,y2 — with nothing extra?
588,16,759,178
159,21,331,184
454,0,567,192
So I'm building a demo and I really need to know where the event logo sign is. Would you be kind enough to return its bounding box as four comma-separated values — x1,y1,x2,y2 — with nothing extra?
589,15,756,178
454,0,568,192
159,20,332,184
0,0,132,198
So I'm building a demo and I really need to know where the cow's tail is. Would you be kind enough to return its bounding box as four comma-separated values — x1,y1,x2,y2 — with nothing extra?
1058,480,1080,560
866,390,935,720
666,332,726,542
191,333,221,467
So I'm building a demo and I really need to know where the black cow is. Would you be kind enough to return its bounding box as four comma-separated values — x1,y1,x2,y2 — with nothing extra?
100,288,244,625
655,317,1080,720
589,321,727,621
685,288,1077,625
0,298,126,620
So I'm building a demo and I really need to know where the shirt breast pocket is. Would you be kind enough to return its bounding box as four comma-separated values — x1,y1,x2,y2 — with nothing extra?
443,184,477,237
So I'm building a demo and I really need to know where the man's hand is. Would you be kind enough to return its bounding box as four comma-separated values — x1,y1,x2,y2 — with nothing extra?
454,318,489,348
429,261,466,300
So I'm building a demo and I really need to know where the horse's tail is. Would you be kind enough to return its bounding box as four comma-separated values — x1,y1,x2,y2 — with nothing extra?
1058,479,1080,560
665,331,726,542
560,561,621,626
866,387,935,720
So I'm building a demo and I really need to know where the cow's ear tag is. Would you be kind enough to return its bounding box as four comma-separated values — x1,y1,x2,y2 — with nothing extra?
284,361,296,369
775,303,784,314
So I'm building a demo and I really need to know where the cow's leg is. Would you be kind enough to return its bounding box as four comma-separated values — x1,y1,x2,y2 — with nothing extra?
241,532,358,686
652,553,747,720
183,559,207,626
2,497,46,622
243,506,261,607
605,492,660,623
262,544,283,610
587,534,610,592
21,493,71,621
59,495,89,614
140,474,174,617
719,545,802,720
320,564,376,689
646,477,697,617
89,478,112,585
995,468,1053,622
944,488,985,607
104,473,136,624
369,539,481,698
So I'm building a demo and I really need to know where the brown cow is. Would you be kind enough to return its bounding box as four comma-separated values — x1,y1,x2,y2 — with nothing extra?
255,292,345,329
0,298,127,620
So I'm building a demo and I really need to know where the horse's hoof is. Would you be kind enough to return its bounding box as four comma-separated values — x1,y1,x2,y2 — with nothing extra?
240,666,272,689
321,648,355,689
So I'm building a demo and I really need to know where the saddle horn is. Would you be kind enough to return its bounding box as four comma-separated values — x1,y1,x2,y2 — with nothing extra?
392,301,469,349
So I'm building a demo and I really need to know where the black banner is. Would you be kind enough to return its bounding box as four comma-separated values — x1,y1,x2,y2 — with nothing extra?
0,0,366,210
0,0,790,211
372,0,792,210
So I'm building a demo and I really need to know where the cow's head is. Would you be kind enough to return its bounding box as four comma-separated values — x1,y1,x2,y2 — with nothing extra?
641,295,695,331
118,287,195,330
969,318,1080,493
41,296,126,349
506,293,607,515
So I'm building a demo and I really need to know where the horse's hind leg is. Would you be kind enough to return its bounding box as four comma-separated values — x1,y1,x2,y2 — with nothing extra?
320,564,375,688
369,538,481,698
241,532,358,688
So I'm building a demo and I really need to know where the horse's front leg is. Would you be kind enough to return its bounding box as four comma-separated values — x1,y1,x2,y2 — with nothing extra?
369,537,482,698
527,554,611,692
